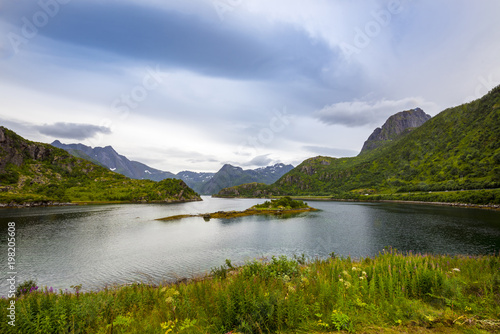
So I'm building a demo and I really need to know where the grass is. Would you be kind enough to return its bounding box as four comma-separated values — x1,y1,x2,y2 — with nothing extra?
1,248,499,333
156,208,316,221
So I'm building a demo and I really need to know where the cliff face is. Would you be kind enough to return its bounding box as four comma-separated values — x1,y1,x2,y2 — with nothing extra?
0,127,57,172
360,108,431,153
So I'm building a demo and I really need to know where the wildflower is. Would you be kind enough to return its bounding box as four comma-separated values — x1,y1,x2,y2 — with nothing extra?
287,284,296,293
452,268,460,272
344,281,351,289
342,270,348,276
282,275,291,283
339,278,344,282
362,271,367,276
359,276,364,280
352,266,357,271
165,296,174,304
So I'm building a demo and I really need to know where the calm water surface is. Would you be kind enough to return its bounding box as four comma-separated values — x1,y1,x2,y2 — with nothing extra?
1,197,499,294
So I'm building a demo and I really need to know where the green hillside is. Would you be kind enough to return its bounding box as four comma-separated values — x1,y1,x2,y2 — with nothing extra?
217,86,500,204
0,127,201,205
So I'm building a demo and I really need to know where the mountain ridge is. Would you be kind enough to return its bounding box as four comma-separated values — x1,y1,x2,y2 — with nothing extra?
198,163,294,195
51,140,177,181
0,127,201,205
216,86,500,203
360,107,431,153
52,141,293,195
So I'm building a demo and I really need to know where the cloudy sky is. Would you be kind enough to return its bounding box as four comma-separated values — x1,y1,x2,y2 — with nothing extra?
1,0,499,173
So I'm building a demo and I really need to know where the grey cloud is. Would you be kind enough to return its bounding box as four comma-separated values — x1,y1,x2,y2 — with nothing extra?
315,97,435,127
303,146,358,158
35,123,112,140
0,1,336,82
244,154,273,167
187,158,220,164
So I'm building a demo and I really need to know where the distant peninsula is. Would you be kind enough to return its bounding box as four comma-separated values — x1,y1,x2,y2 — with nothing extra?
0,126,202,206
157,197,317,221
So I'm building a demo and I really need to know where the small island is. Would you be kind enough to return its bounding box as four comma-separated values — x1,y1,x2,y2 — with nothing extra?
157,197,317,221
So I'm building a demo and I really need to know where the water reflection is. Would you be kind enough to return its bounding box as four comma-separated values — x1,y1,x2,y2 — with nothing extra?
0,198,499,294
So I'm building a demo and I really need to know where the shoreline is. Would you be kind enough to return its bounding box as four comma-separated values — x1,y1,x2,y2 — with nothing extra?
157,207,318,221
215,195,500,211
297,197,500,210
0,197,202,209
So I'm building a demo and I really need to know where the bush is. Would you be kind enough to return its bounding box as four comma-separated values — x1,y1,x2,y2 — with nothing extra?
16,280,38,297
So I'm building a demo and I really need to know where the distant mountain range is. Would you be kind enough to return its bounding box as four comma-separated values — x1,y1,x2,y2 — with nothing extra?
51,141,293,195
197,163,294,195
51,141,177,181
216,85,500,200
0,128,201,206
3,85,499,207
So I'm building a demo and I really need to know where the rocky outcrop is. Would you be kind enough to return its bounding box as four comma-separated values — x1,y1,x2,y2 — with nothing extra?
360,108,431,153
0,127,56,171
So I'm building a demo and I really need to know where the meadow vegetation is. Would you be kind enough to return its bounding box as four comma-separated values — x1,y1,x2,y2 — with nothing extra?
2,249,499,333
252,197,310,210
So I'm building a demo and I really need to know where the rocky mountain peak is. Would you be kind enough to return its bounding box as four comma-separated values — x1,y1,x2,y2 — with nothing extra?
360,108,431,153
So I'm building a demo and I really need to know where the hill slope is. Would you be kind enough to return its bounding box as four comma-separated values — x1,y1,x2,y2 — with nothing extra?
217,86,500,201
51,141,177,181
0,127,201,205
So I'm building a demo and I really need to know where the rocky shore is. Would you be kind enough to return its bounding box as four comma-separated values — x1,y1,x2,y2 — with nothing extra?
0,201,77,208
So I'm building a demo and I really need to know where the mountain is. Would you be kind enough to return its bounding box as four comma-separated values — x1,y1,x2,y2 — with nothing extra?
0,128,201,206
52,140,294,195
176,171,215,194
216,86,500,200
51,140,177,181
360,108,431,153
199,163,294,195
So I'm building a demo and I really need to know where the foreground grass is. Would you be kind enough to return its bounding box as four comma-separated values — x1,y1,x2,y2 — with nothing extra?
2,249,499,333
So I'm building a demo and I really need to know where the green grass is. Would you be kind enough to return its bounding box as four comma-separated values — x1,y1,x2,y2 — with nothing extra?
2,249,499,333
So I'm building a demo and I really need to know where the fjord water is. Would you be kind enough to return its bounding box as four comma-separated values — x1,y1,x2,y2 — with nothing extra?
1,197,499,294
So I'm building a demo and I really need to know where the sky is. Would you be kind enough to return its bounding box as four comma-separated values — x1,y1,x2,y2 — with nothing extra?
1,0,500,173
